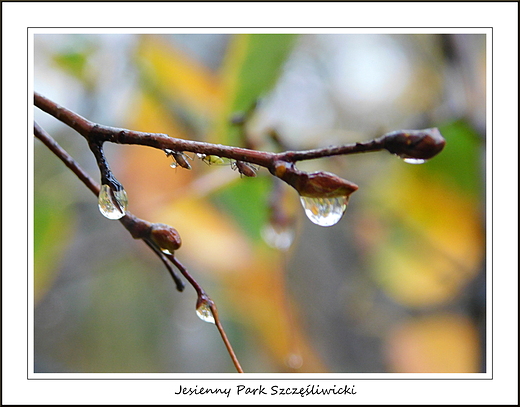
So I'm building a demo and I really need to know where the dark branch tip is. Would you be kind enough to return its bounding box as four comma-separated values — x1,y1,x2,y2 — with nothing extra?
149,223,182,254
383,127,446,160
271,161,358,198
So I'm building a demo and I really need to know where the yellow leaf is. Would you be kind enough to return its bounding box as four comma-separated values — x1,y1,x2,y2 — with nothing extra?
358,164,484,307
155,196,253,273
137,35,224,114
385,314,481,373
115,91,194,218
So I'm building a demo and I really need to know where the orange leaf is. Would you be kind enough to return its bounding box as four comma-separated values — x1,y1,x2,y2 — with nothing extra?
385,314,481,373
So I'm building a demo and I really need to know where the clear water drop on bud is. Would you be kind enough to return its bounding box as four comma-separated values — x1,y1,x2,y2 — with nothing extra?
196,297,215,324
300,195,350,227
272,164,357,227
98,184,128,220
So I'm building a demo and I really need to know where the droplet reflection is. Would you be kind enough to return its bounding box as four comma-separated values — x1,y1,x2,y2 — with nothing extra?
403,158,427,164
299,195,349,227
98,184,128,220
196,301,215,324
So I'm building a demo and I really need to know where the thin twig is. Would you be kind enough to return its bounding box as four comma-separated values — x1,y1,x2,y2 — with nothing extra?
35,91,445,203
34,121,100,195
144,240,185,292
169,256,244,373
34,122,186,288
34,120,244,372
211,302,244,373
34,92,390,170
276,138,386,162
34,93,445,374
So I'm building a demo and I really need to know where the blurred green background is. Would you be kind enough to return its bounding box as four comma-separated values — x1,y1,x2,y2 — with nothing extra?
33,33,486,373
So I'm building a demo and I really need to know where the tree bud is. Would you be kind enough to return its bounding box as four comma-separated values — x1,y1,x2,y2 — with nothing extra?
383,127,446,160
272,162,358,198
150,223,182,255
296,171,358,198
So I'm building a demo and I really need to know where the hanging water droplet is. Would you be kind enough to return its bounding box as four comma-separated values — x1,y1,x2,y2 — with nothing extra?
196,301,215,324
98,184,128,220
262,223,295,251
402,157,427,164
299,195,349,227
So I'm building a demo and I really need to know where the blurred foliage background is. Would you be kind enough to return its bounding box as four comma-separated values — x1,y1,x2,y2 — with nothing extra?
33,33,486,373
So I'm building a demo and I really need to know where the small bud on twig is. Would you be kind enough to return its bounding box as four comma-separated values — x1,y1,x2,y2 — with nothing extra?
295,171,359,198
271,162,359,226
149,223,182,255
272,161,358,198
382,127,446,160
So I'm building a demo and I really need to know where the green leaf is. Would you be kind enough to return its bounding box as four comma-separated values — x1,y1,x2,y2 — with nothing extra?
230,34,298,110
209,34,298,241
359,119,485,307
417,119,484,198
218,34,298,146
53,50,91,83
34,187,76,303
211,175,272,242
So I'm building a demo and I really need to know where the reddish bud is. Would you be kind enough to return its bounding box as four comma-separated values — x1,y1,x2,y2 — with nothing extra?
272,161,358,198
297,171,359,198
150,223,182,255
383,128,446,160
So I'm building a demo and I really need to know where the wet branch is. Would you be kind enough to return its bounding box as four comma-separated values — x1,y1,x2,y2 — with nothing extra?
34,121,243,372
35,92,444,172
34,121,100,196
34,91,446,373
168,256,244,373
34,91,445,201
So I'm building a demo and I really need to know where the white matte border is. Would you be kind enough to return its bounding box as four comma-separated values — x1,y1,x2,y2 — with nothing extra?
3,1,518,405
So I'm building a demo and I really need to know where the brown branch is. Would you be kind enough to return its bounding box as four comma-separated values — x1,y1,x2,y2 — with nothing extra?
34,92,94,137
34,121,100,196
36,92,443,168
34,92,445,202
168,256,244,373
34,91,276,168
276,139,386,162
143,239,185,292
34,120,244,372
211,301,244,373
34,92,446,374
